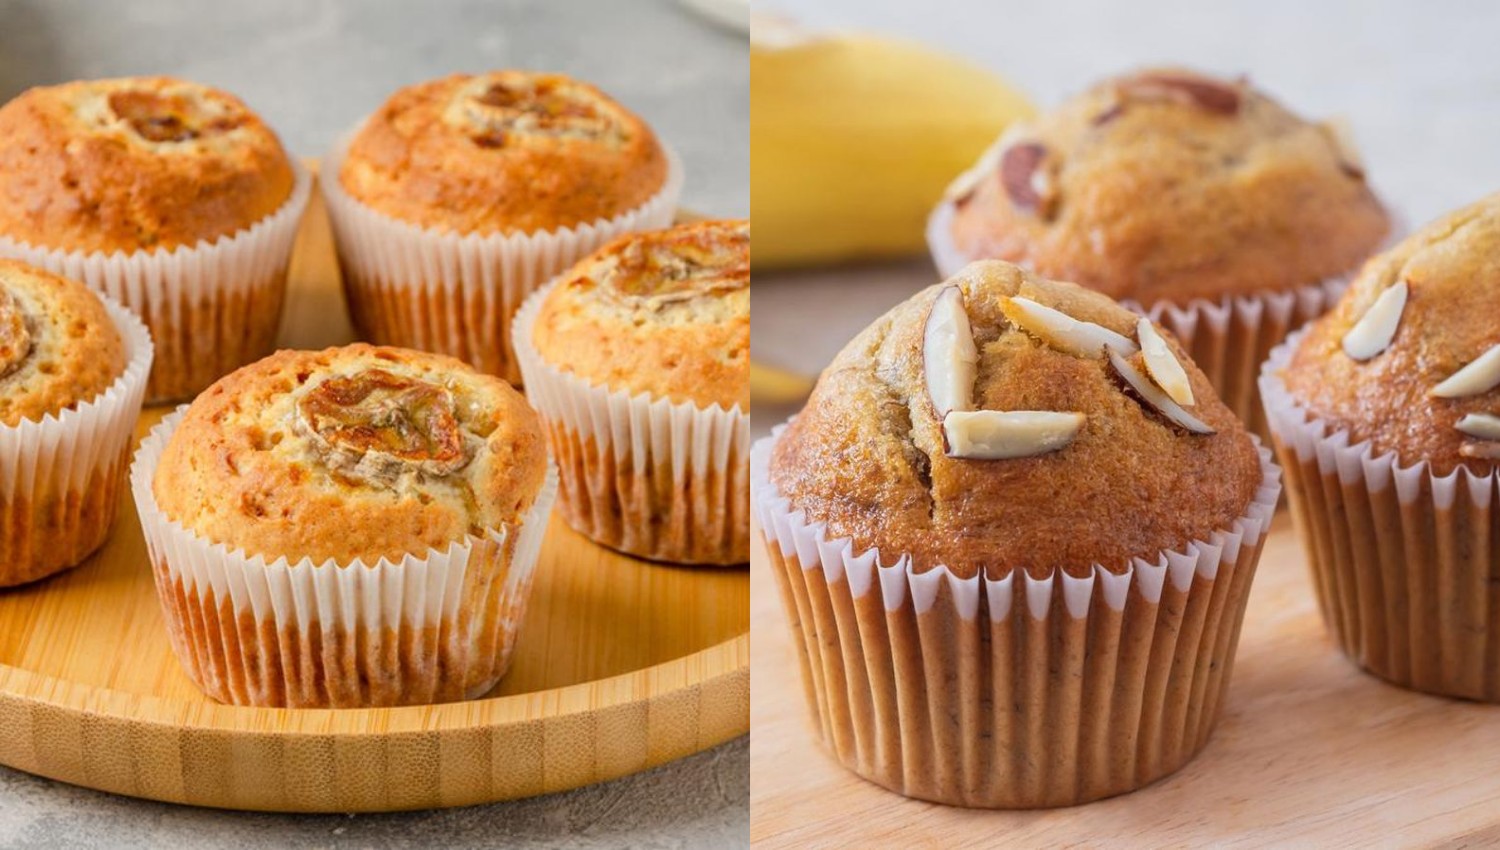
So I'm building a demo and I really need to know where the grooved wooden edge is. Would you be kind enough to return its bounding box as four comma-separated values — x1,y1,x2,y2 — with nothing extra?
0,634,747,812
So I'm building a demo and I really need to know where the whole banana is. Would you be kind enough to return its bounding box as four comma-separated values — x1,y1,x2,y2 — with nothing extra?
752,22,1034,269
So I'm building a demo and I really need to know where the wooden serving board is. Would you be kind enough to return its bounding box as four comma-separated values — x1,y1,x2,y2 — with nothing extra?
0,172,750,813
749,513,1500,847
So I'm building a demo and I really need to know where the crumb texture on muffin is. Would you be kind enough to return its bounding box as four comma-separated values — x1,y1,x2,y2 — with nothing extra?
949,67,1390,304
0,76,295,254
769,260,1262,579
0,260,125,426
339,71,669,235
531,219,749,409
1284,193,1500,475
152,344,547,564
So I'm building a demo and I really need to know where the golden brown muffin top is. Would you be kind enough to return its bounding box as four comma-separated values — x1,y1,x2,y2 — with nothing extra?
1283,194,1500,475
0,260,125,426
769,260,1262,580
338,71,670,235
532,220,749,410
153,344,548,565
0,76,295,254
947,67,1390,305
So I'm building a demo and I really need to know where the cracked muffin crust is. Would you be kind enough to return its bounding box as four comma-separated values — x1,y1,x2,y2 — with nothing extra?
339,71,669,235
0,77,295,253
0,260,125,426
531,220,749,410
947,67,1390,305
153,344,547,565
1283,193,1500,475
769,260,1261,579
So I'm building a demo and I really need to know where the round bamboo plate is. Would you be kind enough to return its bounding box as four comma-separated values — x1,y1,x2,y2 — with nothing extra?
0,174,750,813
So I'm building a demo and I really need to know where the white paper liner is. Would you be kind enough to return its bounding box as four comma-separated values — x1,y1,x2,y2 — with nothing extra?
753,421,1281,807
130,409,559,708
1261,330,1500,700
927,198,1361,440
321,132,684,385
0,296,153,586
512,279,749,565
0,164,313,404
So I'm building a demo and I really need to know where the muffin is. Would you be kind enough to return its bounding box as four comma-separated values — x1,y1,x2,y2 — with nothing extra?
515,220,749,564
130,343,555,708
1263,192,1500,701
0,260,152,587
0,76,311,402
755,260,1280,807
929,67,1391,438
323,71,683,385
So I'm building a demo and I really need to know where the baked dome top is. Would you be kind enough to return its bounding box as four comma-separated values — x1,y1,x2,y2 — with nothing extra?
1284,193,1500,475
0,260,125,426
531,219,749,410
153,344,548,564
769,260,1262,580
338,71,669,235
0,76,295,253
947,67,1390,305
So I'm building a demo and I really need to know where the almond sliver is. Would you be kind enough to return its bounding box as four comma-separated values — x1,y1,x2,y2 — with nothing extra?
923,285,978,417
943,409,1084,459
1432,344,1500,398
1137,318,1194,407
1000,296,1138,359
1342,281,1407,361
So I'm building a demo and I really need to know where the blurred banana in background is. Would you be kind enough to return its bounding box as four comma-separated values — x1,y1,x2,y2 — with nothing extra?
751,14,1034,269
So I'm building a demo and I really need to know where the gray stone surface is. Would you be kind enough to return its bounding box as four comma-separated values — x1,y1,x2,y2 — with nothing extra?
0,738,747,850
0,1,747,848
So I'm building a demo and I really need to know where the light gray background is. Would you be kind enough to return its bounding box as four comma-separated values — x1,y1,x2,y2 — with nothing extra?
0,1,748,848
754,0,1500,435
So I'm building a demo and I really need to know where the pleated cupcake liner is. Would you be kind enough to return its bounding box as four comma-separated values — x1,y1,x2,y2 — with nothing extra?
927,200,1356,443
321,131,684,386
0,164,312,403
130,409,559,708
511,280,749,565
0,297,153,587
753,423,1281,807
1262,331,1500,701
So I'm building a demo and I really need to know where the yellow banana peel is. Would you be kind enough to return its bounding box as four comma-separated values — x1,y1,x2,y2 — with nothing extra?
750,360,816,406
751,26,1033,269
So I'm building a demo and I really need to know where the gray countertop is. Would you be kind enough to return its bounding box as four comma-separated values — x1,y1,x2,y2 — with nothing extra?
0,1,748,848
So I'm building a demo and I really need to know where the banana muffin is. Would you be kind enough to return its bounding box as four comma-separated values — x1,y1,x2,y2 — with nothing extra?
757,260,1280,807
0,76,310,401
1265,192,1500,700
517,220,749,565
325,71,682,383
135,343,554,708
1,260,150,586
931,67,1391,437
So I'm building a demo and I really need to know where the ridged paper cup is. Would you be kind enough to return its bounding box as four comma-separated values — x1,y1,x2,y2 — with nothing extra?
1262,331,1500,701
928,200,1351,442
130,409,559,709
0,164,312,404
0,297,152,587
754,424,1281,808
512,280,749,565
322,134,684,386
